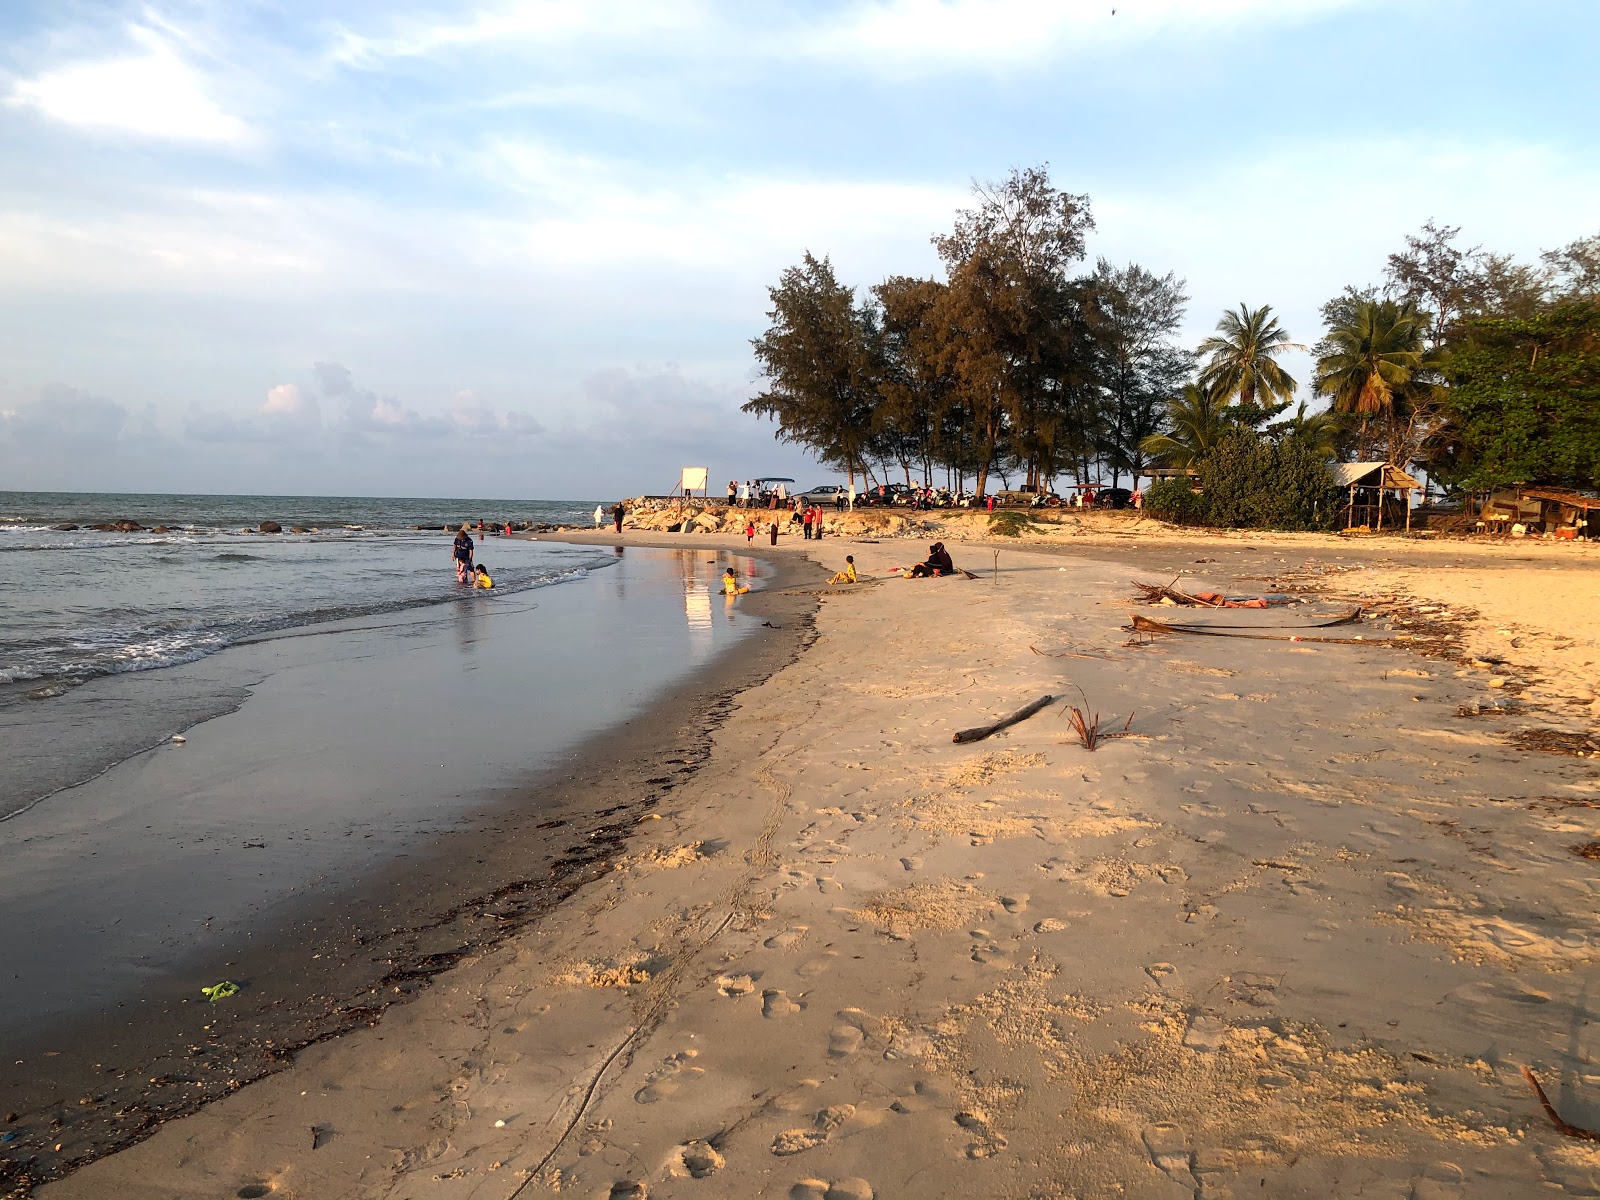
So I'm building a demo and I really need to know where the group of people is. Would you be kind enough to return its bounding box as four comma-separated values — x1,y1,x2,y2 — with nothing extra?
592,503,626,532
450,525,494,588
727,480,792,510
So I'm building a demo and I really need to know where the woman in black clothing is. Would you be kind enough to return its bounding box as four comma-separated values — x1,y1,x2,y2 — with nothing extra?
907,541,954,578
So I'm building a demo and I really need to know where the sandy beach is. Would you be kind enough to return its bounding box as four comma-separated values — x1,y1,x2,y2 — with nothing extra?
22,519,1600,1199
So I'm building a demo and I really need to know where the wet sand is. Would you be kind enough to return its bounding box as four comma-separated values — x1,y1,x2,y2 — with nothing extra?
21,526,1600,1199
0,545,820,1196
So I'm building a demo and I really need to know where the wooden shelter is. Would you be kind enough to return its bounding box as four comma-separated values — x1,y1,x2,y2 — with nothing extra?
1332,462,1421,531
1478,486,1600,538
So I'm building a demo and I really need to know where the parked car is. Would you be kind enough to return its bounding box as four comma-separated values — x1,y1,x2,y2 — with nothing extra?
799,484,848,504
1095,487,1133,509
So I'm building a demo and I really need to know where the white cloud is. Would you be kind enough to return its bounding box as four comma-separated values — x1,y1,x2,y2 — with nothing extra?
329,0,706,67
6,26,248,143
809,0,1380,67
261,384,316,419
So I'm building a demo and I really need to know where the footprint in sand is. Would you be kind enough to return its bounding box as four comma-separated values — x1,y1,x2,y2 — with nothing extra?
790,1179,874,1200
796,952,839,980
772,1105,857,1156
1000,894,1029,914
828,1025,865,1057
899,856,923,872
673,1142,725,1179
1033,917,1069,933
765,926,809,950
717,974,757,997
815,876,843,894
1144,962,1179,988
1142,1123,1199,1195
1182,1014,1226,1053
609,1183,649,1200
763,989,802,1018
635,1050,704,1104
1409,1162,1464,1200
954,1110,1007,1159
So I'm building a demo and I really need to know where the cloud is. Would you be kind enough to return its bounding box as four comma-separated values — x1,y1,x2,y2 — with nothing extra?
5,26,248,143
0,383,129,447
807,0,1380,69
328,0,706,67
261,384,317,419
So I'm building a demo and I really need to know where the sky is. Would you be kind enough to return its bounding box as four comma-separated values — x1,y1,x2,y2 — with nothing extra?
1,0,1596,500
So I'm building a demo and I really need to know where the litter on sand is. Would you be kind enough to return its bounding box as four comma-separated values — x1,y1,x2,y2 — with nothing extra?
201,980,240,1002
1131,579,1296,609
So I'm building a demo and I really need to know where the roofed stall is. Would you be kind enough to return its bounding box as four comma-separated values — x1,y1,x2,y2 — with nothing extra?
1332,462,1420,532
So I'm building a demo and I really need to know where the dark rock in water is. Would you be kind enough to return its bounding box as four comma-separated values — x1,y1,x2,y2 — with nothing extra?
113,519,146,532
52,523,79,531
89,523,117,531
290,526,310,534
534,522,556,532
259,520,282,533
150,525,172,534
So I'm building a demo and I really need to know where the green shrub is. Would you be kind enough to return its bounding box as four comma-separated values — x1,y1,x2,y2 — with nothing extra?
1144,478,1210,525
1196,429,1336,530
987,510,1033,537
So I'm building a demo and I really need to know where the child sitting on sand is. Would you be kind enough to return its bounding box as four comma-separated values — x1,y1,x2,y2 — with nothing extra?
828,556,858,586
722,567,749,596
474,564,493,589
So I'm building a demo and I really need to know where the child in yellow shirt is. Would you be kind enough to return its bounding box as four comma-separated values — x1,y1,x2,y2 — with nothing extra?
722,567,749,596
828,555,857,585
474,564,493,588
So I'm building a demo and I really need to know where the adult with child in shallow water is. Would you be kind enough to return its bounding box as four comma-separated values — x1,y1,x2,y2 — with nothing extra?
906,541,955,578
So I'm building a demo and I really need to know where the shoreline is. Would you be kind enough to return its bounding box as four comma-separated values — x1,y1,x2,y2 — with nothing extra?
21,526,1600,1199
0,543,823,1198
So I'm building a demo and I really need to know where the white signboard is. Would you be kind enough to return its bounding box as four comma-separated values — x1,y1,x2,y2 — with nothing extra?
680,466,709,492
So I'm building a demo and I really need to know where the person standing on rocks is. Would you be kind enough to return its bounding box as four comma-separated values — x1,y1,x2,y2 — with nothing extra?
612,502,626,534
727,480,737,506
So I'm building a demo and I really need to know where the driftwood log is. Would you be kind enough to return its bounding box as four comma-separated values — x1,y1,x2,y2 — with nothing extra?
953,694,1054,744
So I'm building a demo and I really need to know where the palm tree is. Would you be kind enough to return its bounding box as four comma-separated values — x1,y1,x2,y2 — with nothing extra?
1138,383,1229,468
1312,299,1431,458
1197,303,1301,409
1273,401,1344,459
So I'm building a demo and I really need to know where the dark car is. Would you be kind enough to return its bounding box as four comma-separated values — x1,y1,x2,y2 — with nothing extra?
1095,488,1134,510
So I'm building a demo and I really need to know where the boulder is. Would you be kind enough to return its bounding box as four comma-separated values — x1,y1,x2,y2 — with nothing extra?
113,520,146,532
259,520,282,534
150,525,172,534
290,526,311,534
89,523,117,531
52,523,78,531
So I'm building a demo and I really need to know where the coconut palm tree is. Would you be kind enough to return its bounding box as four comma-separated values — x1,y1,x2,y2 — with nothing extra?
1273,401,1344,459
1138,383,1230,468
1197,303,1301,409
1312,299,1432,457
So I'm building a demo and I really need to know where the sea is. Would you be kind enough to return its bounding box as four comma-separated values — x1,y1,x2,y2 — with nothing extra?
0,491,602,693
0,489,769,1038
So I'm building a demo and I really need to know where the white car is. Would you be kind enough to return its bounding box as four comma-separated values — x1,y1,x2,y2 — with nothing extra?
800,484,848,503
